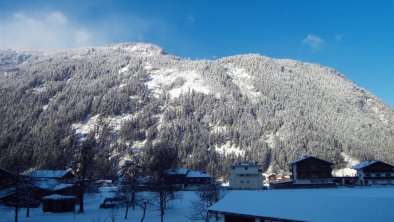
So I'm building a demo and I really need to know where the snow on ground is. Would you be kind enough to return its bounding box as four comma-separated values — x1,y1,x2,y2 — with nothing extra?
263,132,275,148
71,114,101,135
118,64,130,74
145,67,210,99
226,65,261,101
332,152,358,177
72,113,138,136
215,141,245,157
106,114,135,132
1,188,202,222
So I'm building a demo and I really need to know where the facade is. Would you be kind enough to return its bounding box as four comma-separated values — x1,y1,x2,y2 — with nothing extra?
0,167,16,190
289,156,334,184
352,160,394,186
185,171,212,186
42,194,76,213
229,162,263,189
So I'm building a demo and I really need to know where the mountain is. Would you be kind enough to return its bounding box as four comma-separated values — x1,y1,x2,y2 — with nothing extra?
0,42,393,178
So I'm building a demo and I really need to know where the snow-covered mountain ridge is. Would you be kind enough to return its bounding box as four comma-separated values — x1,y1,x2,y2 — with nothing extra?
0,42,393,177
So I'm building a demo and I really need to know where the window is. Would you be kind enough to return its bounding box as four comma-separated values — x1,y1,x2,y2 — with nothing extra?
245,167,248,170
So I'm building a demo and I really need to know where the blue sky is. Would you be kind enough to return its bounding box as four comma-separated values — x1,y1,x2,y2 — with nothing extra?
0,0,393,107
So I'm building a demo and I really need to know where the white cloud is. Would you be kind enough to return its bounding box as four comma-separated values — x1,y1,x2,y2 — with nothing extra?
46,11,68,25
302,34,325,50
0,10,158,51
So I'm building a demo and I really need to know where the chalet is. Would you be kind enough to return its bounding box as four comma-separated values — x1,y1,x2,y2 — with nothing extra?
27,169,76,196
267,173,277,183
229,162,264,189
208,188,394,222
289,156,334,185
352,160,394,186
185,171,212,189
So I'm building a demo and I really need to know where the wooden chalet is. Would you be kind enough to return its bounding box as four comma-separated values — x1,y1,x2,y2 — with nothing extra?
352,160,394,186
164,169,213,189
289,156,334,185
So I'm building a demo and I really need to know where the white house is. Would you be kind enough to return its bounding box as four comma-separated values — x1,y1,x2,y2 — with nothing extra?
229,162,263,189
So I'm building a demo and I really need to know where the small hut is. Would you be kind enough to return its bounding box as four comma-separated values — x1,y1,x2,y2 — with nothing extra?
43,194,75,213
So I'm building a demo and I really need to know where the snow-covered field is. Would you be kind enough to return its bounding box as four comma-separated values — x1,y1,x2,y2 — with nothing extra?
2,187,394,222
1,187,203,222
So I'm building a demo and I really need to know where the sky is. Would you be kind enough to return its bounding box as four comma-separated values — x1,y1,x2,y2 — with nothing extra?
0,0,393,107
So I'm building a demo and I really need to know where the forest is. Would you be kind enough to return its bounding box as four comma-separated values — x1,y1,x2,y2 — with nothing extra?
0,43,393,180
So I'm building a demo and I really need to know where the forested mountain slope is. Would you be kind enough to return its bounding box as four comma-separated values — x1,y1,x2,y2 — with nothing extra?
0,43,393,178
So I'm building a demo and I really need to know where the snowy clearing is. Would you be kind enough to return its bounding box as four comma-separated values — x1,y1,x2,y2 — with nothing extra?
1,188,203,222
332,152,358,177
145,67,210,99
215,141,245,157
226,65,261,101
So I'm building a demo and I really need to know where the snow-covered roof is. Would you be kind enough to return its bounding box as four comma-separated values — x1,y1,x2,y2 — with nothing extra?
165,169,188,175
209,188,394,222
186,171,211,178
233,162,261,167
352,160,378,170
0,187,16,198
289,155,334,165
36,179,74,191
0,167,15,176
43,194,76,200
28,169,72,178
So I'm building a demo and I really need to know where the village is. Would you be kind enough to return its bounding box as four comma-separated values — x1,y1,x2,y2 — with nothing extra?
1,155,394,222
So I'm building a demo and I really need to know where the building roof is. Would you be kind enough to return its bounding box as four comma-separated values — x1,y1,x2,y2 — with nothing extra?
289,155,334,165
232,162,261,167
186,171,211,178
352,160,379,170
0,167,15,176
209,188,394,222
27,169,72,178
0,187,16,198
43,194,76,200
164,168,188,175
35,179,74,191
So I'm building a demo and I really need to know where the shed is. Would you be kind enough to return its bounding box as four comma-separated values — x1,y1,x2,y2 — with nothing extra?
42,194,75,213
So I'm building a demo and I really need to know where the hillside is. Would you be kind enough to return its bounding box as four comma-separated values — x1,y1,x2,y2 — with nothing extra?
0,42,393,178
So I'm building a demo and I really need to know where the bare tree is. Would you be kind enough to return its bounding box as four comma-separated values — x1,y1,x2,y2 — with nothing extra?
144,141,180,222
68,133,98,213
119,151,142,219
189,181,225,222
